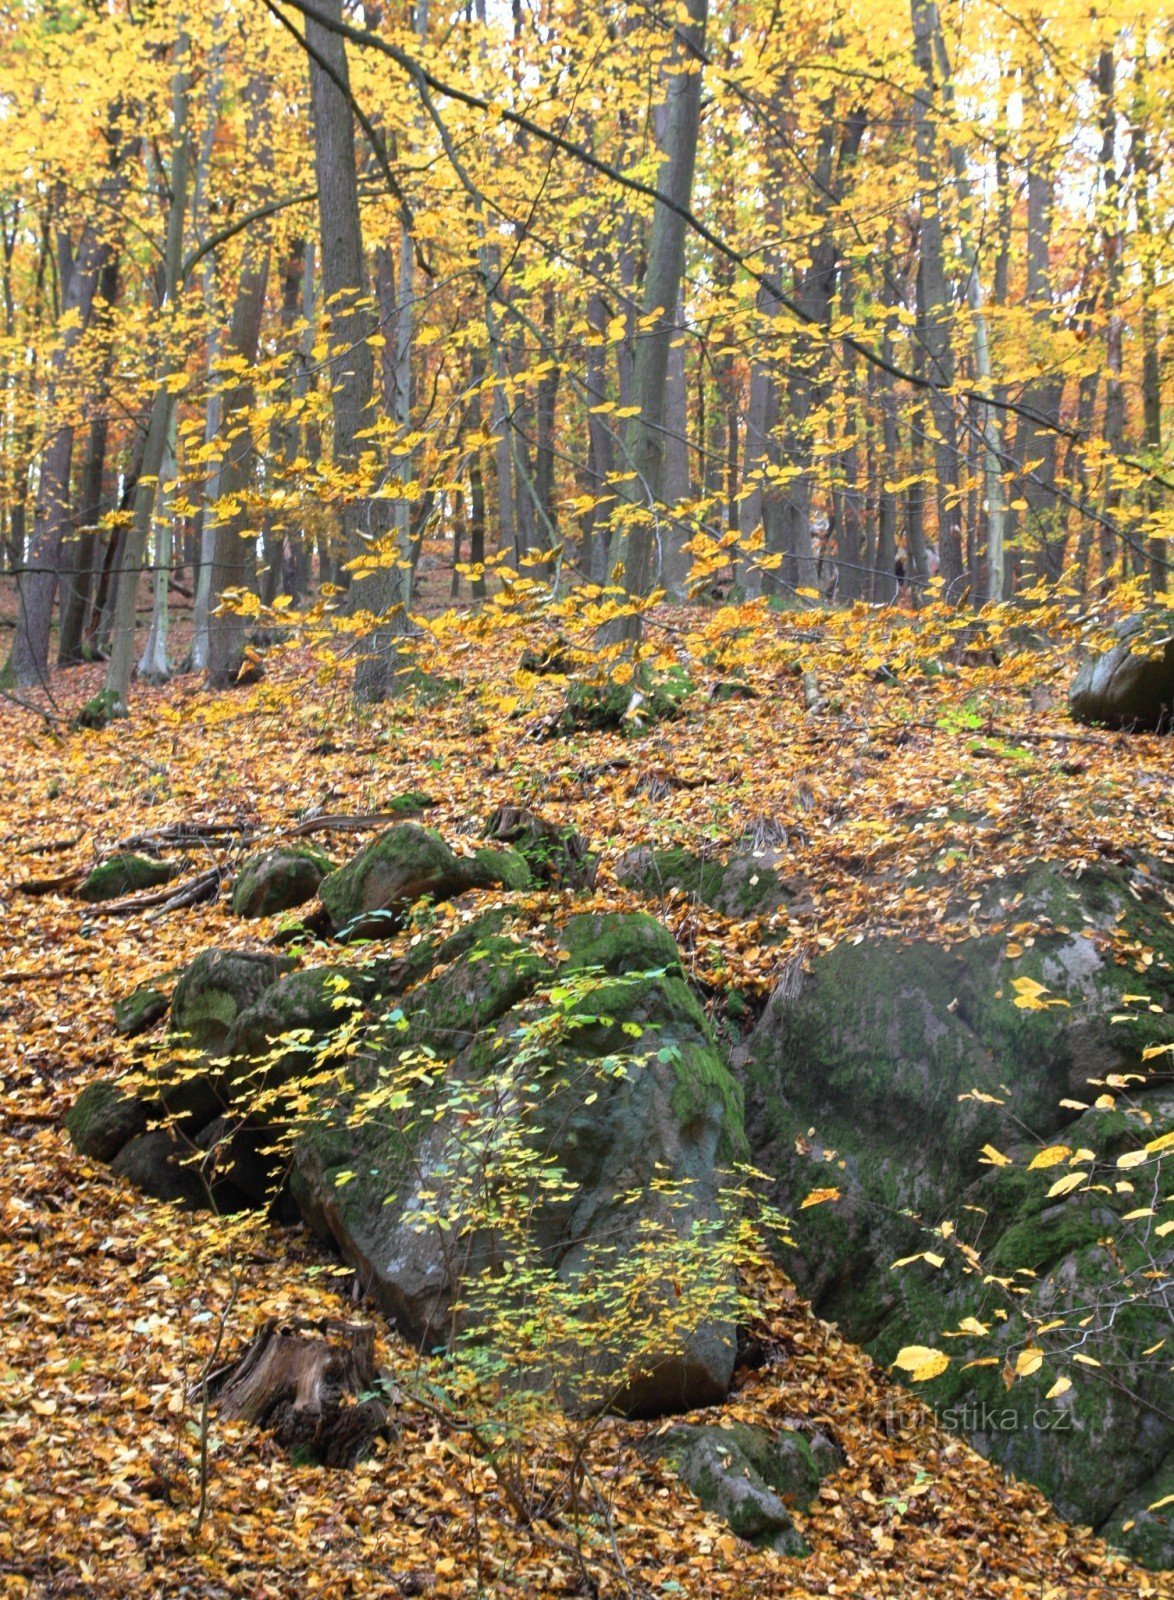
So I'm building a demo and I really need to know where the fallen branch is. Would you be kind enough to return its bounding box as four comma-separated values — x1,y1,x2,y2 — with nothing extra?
15,869,86,897
287,810,416,837
16,834,83,857
0,967,100,984
95,867,222,918
118,819,255,853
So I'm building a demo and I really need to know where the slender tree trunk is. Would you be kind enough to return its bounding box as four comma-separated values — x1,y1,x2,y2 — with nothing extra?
104,39,191,712
58,254,119,664
137,407,178,682
910,0,963,593
607,0,707,645
306,0,410,703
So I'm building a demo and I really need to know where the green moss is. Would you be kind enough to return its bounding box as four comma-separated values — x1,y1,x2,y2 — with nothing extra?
387,790,436,816
113,985,169,1037
65,1079,147,1161
231,845,334,919
79,853,175,903
561,911,683,979
404,935,549,1045
470,847,532,892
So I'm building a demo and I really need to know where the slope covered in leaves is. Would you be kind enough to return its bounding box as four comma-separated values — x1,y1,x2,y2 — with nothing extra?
1,595,1171,1599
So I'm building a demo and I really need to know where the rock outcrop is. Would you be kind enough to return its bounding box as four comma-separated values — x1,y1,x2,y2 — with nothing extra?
739,860,1174,1565
1070,612,1174,731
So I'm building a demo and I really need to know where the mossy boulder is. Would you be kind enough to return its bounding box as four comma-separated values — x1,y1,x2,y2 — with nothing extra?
113,984,169,1037
617,847,800,920
64,1079,147,1162
1070,611,1174,732
387,790,436,817
170,950,293,1054
78,854,175,903
231,846,334,919
644,1421,837,1554
739,860,1174,1559
565,668,695,732
1100,1453,1173,1570
291,913,745,1417
318,824,517,940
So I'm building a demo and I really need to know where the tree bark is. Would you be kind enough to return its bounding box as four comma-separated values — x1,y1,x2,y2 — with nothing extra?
306,0,409,703
607,0,707,645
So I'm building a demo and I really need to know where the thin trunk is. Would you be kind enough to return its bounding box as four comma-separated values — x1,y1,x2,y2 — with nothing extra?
306,0,409,703
607,0,707,645
104,40,191,712
910,0,964,592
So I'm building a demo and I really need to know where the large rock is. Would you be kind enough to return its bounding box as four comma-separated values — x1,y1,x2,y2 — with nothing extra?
643,1421,838,1554
317,824,528,939
231,845,335,919
616,846,805,921
170,949,293,1054
292,911,746,1417
78,853,175,903
68,908,747,1419
64,1080,148,1161
739,861,1174,1560
1070,612,1174,731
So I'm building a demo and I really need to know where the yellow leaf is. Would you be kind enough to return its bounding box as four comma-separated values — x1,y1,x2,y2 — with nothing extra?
892,1346,950,1382
979,1144,1012,1167
1148,1494,1174,1512
1015,1348,1043,1378
1046,1171,1088,1199
800,1187,841,1209
1117,1149,1149,1169
1072,1353,1101,1367
1029,1146,1070,1170
1046,1376,1072,1400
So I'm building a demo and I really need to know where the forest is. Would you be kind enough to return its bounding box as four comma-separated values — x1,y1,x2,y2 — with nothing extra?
0,0,1172,1597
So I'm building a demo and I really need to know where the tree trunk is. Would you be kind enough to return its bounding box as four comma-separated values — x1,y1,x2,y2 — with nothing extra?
607,0,707,646
306,0,409,703
6,168,125,687
910,0,963,593
104,37,191,713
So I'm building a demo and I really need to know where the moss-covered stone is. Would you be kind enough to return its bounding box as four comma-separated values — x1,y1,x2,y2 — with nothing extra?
566,668,695,732
616,846,799,920
1101,1454,1174,1570
170,949,292,1054
318,825,489,940
230,845,334,919
469,847,531,893
78,854,175,903
561,910,684,979
64,1079,148,1161
387,790,437,816
739,860,1174,1559
113,985,169,1037
645,1422,832,1554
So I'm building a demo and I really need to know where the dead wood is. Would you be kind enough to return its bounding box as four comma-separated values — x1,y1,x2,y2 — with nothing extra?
484,804,598,889
203,1317,387,1467
15,868,86,897
96,867,222,918
287,810,416,837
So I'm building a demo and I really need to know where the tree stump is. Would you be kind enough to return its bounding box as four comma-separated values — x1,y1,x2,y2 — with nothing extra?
204,1318,387,1467
484,804,597,888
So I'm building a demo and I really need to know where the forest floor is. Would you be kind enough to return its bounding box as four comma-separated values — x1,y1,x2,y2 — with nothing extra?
0,582,1171,1598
